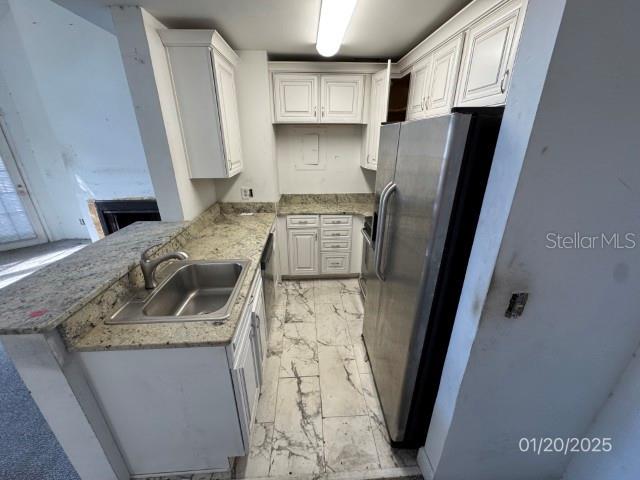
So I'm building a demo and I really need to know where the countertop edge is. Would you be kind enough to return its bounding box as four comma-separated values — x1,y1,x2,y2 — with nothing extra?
68,213,275,352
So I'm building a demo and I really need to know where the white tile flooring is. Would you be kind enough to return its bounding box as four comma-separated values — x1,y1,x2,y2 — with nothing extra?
235,279,417,478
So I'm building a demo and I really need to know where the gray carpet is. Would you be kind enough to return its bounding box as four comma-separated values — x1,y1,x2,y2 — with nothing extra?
0,241,86,479
0,342,80,479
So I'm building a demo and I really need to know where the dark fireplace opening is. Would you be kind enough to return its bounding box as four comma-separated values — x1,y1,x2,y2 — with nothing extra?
94,200,161,235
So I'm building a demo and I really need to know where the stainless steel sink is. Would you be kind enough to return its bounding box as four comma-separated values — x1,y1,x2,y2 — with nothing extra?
107,260,250,324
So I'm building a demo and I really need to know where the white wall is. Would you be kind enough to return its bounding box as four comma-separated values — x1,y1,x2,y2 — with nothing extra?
562,344,640,480
0,4,86,240
214,50,279,203
9,0,153,202
110,6,217,222
423,0,640,479
0,0,156,241
276,125,375,194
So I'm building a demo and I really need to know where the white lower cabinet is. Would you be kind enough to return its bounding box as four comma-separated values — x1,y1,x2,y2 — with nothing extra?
321,252,350,274
232,307,260,445
288,228,319,276
77,272,267,476
232,274,266,448
283,214,362,277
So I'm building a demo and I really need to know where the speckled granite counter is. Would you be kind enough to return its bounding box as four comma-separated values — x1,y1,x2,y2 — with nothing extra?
0,221,188,334
277,193,374,217
0,202,275,353
69,212,275,352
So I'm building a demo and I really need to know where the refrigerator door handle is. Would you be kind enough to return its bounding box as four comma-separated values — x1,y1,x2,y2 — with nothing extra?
361,228,373,248
374,182,397,281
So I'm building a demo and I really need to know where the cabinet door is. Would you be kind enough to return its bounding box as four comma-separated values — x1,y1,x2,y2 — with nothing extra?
251,282,267,384
163,45,228,179
426,34,464,116
406,56,432,120
321,253,350,274
455,4,522,107
212,50,243,176
273,73,319,123
288,228,318,276
363,62,391,170
232,309,260,452
320,75,365,123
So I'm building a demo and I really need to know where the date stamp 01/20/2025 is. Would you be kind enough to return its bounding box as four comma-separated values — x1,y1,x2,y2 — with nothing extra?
519,437,613,455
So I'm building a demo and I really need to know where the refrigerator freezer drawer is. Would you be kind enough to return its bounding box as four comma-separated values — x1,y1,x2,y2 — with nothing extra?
321,253,350,274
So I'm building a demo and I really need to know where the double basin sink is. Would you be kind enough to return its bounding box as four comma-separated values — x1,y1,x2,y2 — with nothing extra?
107,260,250,325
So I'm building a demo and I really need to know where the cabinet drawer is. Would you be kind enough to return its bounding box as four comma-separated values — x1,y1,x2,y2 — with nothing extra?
321,215,352,227
321,253,350,274
322,228,351,239
321,239,351,252
287,215,319,228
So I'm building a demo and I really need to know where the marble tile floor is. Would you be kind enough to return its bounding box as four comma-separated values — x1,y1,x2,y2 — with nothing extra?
235,279,418,479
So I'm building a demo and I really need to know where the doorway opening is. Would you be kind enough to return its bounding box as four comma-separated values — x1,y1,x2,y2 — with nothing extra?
0,121,47,252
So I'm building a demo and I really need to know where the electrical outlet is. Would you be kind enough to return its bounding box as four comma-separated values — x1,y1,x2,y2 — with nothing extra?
240,187,254,200
79,218,86,226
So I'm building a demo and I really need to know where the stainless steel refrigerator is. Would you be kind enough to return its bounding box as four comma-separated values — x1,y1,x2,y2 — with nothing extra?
363,107,503,447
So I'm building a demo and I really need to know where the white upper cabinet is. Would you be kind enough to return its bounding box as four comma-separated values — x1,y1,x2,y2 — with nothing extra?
455,3,524,107
426,35,464,115
212,52,243,176
272,73,319,123
406,33,463,120
399,0,526,116
362,62,391,171
320,75,365,123
406,56,432,120
160,30,243,179
272,72,365,124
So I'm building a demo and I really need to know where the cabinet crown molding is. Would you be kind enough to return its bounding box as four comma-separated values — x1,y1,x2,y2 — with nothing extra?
269,61,387,74
395,0,517,74
159,29,239,65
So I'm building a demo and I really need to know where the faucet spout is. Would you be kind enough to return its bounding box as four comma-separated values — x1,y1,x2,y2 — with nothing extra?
140,246,189,289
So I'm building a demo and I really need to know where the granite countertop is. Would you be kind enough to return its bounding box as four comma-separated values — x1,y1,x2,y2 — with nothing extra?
0,221,188,334
70,212,275,352
277,193,374,217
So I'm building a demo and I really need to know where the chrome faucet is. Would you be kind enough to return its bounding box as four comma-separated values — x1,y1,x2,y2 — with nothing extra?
140,245,189,289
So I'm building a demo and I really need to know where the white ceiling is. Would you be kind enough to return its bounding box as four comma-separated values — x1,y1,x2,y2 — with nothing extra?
54,0,472,60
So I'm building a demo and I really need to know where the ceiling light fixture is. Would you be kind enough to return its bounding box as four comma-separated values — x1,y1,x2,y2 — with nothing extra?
316,0,358,57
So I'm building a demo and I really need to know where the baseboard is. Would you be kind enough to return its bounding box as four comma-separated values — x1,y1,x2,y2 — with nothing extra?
416,447,434,480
